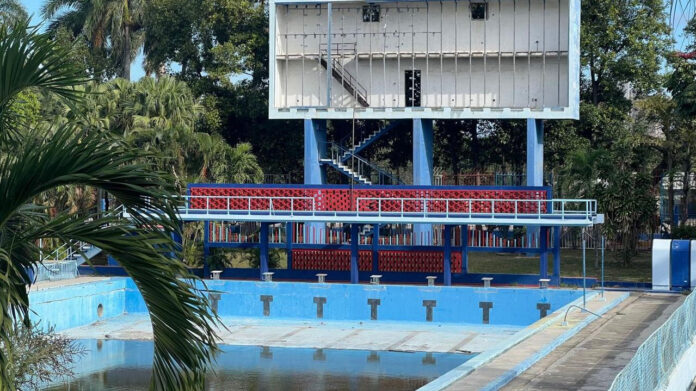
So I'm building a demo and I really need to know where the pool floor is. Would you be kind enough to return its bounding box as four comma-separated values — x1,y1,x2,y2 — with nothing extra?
44,340,476,391
61,314,521,354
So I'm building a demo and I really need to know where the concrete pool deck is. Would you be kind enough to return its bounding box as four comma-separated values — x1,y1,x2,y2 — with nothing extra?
500,292,684,391
420,291,629,391
30,276,110,291
60,314,522,354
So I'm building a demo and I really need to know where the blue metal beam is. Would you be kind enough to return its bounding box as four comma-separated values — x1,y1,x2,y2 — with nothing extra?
304,119,327,243
350,224,359,283
553,226,561,285
527,119,544,250
203,221,210,278
372,224,379,273
413,119,434,245
539,226,548,279
286,222,293,270
260,222,269,279
526,119,544,187
461,225,469,274
443,225,452,286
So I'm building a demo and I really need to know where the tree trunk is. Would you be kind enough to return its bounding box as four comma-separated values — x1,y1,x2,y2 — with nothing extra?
667,157,675,231
122,24,132,80
589,59,599,105
680,164,692,228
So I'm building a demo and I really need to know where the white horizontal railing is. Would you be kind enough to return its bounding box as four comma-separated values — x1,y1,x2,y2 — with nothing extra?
179,195,597,221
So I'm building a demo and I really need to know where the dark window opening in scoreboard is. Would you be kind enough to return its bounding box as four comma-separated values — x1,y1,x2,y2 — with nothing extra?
362,4,380,22
470,2,488,20
405,70,421,107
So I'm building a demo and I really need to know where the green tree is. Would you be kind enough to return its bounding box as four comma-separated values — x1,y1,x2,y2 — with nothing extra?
0,22,219,390
581,0,671,106
42,0,144,79
0,0,26,25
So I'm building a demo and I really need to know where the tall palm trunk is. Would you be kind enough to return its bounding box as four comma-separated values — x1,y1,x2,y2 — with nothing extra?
122,23,131,80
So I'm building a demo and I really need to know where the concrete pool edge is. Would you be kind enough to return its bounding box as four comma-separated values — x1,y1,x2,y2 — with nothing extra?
418,291,629,391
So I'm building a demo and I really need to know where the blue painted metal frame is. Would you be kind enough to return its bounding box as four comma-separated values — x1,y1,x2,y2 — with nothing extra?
194,183,559,285
260,222,269,279
350,224,359,283
443,225,452,286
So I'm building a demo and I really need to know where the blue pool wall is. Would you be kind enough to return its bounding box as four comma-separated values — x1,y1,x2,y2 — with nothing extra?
30,278,585,331
29,279,127,331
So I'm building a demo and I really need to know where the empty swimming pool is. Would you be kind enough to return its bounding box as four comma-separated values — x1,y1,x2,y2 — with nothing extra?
30,278,592,390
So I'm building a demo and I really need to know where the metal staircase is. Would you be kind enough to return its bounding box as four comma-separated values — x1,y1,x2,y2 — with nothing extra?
35,241,102,282
41,241,102,266
319,43,369,107
339,120,403,162
320,142,403,185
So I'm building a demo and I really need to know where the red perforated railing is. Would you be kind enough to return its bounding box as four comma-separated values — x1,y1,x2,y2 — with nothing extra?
188,186,550,214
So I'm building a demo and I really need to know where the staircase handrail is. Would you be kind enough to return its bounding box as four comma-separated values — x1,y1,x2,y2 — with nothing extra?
319,47,368,103
38,206,125,264
325,142,404,185
338,120,403,155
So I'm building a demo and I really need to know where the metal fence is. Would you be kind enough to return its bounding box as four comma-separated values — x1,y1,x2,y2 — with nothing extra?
609,290,696,391
33,261,78,282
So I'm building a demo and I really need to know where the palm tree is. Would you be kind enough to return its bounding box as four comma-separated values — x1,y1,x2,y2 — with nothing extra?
0,21,218,390
0,0,26,25
42,0,144,80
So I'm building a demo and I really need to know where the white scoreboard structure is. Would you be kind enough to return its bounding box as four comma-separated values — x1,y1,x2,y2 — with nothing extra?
269,0,580,120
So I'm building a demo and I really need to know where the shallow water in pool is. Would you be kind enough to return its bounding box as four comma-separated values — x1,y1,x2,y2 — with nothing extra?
44,340,476,391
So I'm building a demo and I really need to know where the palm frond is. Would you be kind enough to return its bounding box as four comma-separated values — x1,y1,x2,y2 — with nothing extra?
0,20,89,136
0,126,220,390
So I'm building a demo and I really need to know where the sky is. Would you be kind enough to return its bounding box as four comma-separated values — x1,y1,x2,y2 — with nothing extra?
21,0,694,82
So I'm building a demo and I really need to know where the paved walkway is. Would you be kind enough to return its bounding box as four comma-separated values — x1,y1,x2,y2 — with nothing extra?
501,292,684,391
29,276,109,291
442,291,629,391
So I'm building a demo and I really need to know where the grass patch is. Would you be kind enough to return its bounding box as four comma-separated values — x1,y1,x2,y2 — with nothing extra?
468,249,652,282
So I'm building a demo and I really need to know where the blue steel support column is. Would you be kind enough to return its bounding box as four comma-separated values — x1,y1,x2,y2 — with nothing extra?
286,222,293,271
260,222,269,280
304,119,327,244
553,226,561,285
443,225,452,286
203,221,210,278
372,224,379,273
350,224,360,284
539,226,548,279
413,119,433,245
527,119,544,251
461,225,469,274
526,119,544,187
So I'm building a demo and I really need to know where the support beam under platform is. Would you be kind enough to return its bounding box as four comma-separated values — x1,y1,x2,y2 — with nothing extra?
304,119,327,244
350,224,359,284
413,119,434,245
526,118,544,250
260,222,269,280
443,225,453,286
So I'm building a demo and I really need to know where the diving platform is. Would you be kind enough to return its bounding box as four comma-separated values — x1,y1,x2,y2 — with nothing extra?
175,194,601,227
177,184,602,227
